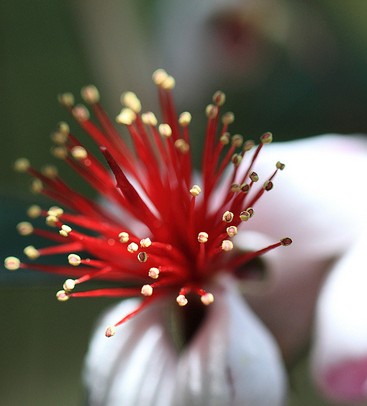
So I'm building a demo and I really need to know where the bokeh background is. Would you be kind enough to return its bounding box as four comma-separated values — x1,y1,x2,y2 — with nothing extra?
1,0,367,404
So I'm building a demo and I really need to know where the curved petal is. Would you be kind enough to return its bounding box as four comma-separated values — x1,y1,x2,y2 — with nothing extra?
174,275,287,406
83,299,177,406
235,135,367,359
311,231,367,404
245,134,367,258
84,276,287,406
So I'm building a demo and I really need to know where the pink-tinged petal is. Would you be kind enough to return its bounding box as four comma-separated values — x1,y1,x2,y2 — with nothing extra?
234,135,367,360
246,134,367,258
83,299,177,406
311,231,367,404
174,275,287,406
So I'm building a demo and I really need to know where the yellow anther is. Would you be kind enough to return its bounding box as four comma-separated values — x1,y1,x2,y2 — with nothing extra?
68,254,81,266
201,292,214,305
190,184,202,197
16,222,34,236
159,123,172,138
56,290,69,302
176,294,188,306
14,158,30,172
24,245,40,259
105,326,116,337
222,240,234,252
63,279,76,291
148,267,160,279
118,232,129,243
4,256,20,271
141,284,153,296
81,85,100,104
121,91,142,113
198,232,209,243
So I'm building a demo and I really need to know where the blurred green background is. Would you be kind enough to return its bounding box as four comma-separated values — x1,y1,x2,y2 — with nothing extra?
1,0,367,404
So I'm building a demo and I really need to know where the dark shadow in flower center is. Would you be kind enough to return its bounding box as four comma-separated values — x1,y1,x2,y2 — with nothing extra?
234,256,267,282
168,293,208,353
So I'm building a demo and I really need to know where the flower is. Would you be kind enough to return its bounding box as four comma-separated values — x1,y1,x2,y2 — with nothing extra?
4,69,291,404
240,134,367,404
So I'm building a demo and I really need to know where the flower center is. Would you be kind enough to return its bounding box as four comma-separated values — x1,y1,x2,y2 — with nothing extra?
4,69,292,337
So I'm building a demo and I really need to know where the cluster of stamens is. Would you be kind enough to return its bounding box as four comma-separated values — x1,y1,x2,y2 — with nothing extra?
4,69,292,337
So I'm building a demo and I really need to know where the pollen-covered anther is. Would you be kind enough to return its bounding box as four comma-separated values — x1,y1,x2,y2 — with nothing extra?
140,238,152,248
220,132,230,145
176,294,188,306
141,284,153,297
56,290,69,302
118,232,129,243
127,242,139,253
121,91,142,113
222,211,234,223
58,92,75,107
178,112,192,127
239,211,250,222
4,256,20,271
213,90,226,106
260,132,273,144
72,104,90,122
31,179,43,194
158,123,172,138
137,252,148,263
14,158,30,172
222,240,234,252
276,161,285,170
42,165,58,179
24,245,40,259
71,146,88,160
161,75,175,90
148,267,160,279
48,206,64,218
141,112,158,127
263,180,274,191
46,215,58,227
27,205,41,219
201,292,214,305
152,68,168,86
105,326,116,338
59,224,72,237
240,183,250,193
190,184,202,197
205,104,218,119
68,254,81,266
81,85,100,104
226,226,238,237
222,112,235,125
51,146,68,160
231,134,243,148
56,121,70,136
116,108,136,125
280,237,293,246
230,183,241,192
175,139,190,153
243,140,255,151
16,221,34,236
63,279,76,291
231,154,242,166
198,232,209,244
250,172,259,182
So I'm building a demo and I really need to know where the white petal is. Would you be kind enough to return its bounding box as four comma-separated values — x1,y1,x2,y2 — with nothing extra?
83,299,177,406
245,134,367,258
311,231,367,404
174,275,287,406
